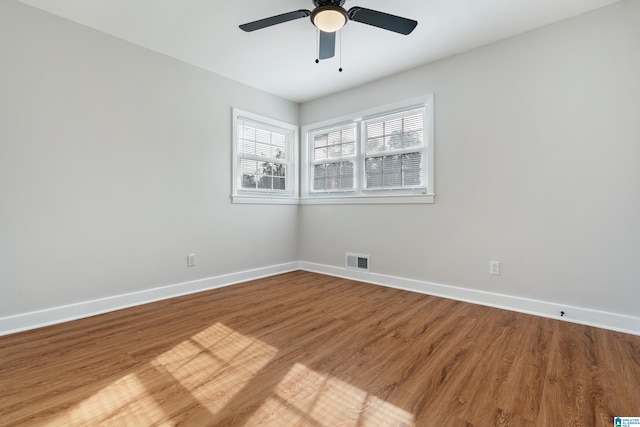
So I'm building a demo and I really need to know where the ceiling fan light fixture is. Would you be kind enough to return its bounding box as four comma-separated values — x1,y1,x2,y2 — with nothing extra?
312,6,347,33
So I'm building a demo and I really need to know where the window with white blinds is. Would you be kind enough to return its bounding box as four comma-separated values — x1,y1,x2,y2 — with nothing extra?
311,125,357,192
364,108,425,191
232,109,298,203
302,96,434,204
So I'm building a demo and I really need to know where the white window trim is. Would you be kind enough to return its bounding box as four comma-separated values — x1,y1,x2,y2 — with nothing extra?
301,95,434,205
232,108,299,204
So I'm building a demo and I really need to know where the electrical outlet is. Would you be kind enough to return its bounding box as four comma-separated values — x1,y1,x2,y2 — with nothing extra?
187,253,196,267
489,261,500,275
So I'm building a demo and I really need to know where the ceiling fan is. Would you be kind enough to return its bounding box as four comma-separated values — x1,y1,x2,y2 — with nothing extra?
239,0,418,61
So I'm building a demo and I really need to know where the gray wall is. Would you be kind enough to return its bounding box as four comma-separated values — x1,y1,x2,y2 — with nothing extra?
0,1,299,317
299,1,640,317
2,0,638,322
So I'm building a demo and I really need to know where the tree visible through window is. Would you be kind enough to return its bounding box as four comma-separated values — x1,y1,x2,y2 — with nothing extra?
241,149,286,190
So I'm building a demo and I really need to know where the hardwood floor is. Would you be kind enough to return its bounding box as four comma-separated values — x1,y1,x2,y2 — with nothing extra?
1,271,638,426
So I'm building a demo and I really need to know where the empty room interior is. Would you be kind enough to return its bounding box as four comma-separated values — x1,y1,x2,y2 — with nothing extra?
1,0,639,426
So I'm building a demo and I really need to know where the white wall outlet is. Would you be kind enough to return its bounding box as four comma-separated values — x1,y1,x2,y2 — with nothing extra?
187,253,196,267
489,260,500,275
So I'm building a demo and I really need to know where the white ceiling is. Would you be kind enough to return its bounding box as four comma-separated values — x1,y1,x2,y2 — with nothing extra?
19,0,619,103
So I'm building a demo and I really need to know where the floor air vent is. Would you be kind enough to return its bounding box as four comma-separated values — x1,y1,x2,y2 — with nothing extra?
346,253,370,272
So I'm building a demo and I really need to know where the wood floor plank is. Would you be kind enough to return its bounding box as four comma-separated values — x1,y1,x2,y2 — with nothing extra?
1,271,639,426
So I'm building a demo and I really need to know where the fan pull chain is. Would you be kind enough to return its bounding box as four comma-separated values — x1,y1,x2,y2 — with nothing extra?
338,29,343,72
315,29,320,64
338,30,342,72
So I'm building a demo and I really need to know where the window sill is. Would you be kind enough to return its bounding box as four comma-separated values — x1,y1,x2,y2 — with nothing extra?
232,193,434,205
299,194,434,205
231,195,300,205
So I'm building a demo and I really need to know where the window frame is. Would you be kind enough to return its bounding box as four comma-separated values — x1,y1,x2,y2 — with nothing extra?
232,108,299,204
301,95,434,204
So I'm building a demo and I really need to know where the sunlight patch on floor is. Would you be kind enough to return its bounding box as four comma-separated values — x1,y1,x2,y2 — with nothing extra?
42,323,413,425
44,323,278,425
152,322,279,413
46,373,167,425
247,362,415,426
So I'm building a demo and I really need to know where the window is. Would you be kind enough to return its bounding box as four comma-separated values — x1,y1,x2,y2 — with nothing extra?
301,96,434,204
311,125,356,192
364,108,426,191
232,109,298,204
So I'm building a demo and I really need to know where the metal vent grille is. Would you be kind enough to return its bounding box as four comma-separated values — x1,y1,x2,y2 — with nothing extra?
346,253,370,272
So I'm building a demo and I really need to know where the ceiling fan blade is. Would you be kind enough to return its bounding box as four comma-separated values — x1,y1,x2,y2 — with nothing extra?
318,30,336,60
347,7,417,35
239,10,311,32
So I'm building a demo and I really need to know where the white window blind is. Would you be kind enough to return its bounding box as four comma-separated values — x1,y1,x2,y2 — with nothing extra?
311,125,357,192
364,108,425,190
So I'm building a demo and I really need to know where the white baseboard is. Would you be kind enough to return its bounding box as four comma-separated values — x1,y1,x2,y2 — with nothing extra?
0,262,299,337
299,261,640,336
2,261,638,337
